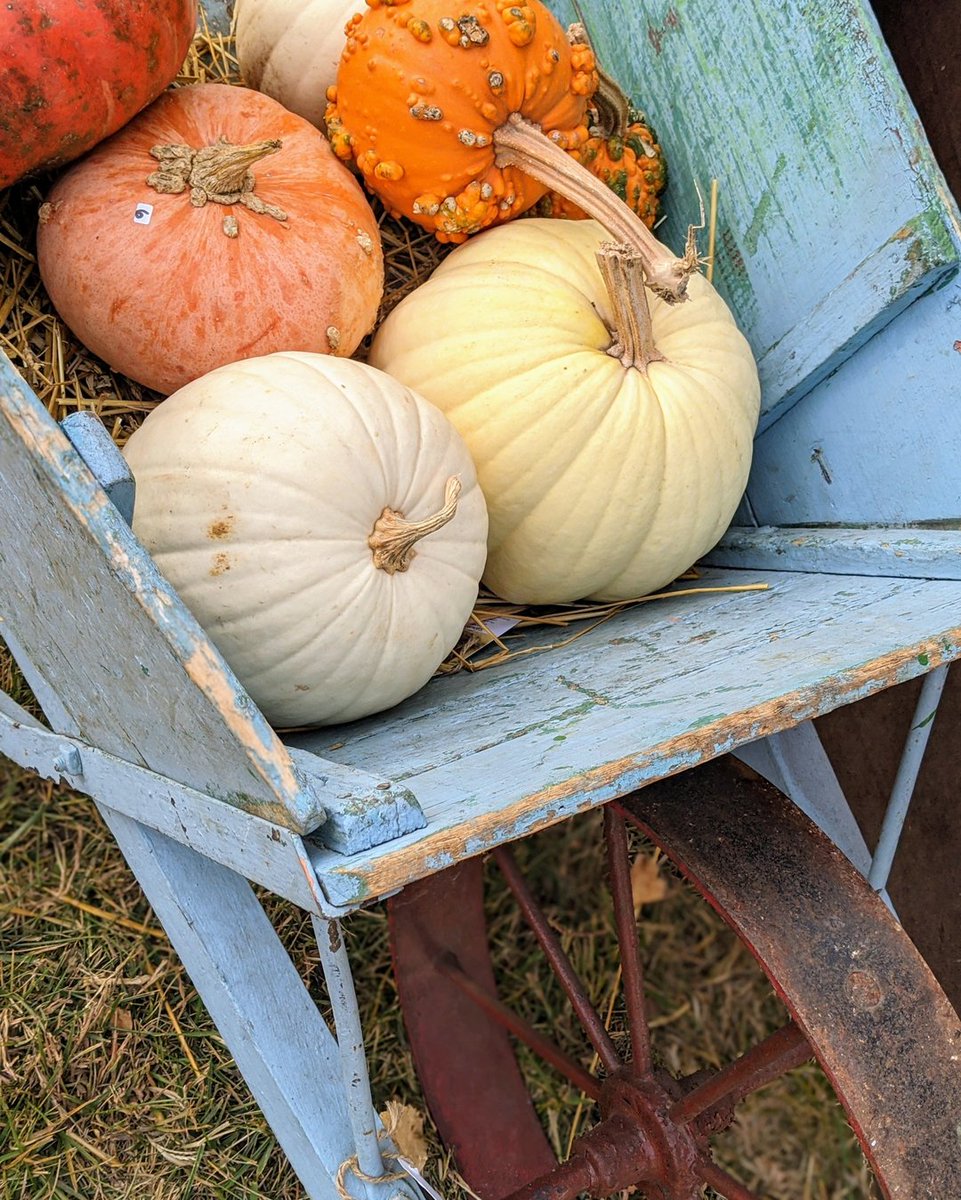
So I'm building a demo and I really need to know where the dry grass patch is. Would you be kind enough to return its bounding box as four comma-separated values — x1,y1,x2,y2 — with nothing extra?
1,754,872,1200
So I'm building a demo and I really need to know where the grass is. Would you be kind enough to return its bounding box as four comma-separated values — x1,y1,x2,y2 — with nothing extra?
0,738,874,1200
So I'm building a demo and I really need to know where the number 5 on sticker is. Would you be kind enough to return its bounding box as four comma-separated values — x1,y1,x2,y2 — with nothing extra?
133,203,154,225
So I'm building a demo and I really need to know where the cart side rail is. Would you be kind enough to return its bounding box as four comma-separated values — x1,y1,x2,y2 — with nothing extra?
0,353,324,832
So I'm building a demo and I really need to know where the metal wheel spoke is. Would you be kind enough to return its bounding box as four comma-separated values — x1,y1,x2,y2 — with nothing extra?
604,804,652,1073
500,1154,594,1200
699,1156,768,1200
671,1021,813,1126
439,952,602,1100
493,845,622,1074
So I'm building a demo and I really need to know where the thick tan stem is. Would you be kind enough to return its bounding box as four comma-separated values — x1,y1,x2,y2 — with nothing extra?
597,243,665,371
147,139,287,228
190,139,281,196
493,113,696,303
369,476,463,575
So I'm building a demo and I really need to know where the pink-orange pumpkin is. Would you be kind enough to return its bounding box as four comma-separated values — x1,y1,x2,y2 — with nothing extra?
36,83,384,395
0,0,198,188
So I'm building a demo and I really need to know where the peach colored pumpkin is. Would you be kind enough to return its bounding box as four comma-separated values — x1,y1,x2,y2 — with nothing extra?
37,83,384,395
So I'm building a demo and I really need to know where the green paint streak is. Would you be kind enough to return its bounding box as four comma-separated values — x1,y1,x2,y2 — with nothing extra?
917,652,930,666
743,154,787,256
688,713,727,730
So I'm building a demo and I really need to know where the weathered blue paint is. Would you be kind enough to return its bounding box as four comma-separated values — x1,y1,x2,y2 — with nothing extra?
704,526,961,578
0,354,326,832
60,411,136,526
311,916,387,1182
97,807,404,1200
290,748,427,856
743,269,961,525
867,665,950,892
547,0,959,426
0,704,338,913
295,568,961,907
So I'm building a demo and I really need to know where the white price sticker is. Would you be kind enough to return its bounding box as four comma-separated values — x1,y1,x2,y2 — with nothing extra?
133,203,154,225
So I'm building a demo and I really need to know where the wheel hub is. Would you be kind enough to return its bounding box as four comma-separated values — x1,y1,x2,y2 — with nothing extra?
566,1069,706,1200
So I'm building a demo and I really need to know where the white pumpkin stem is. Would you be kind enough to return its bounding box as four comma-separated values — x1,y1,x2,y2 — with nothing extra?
597,242,665,371
369,476,463,575
493,113,697,303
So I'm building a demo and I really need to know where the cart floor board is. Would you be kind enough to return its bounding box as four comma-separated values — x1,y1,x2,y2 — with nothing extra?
292,567,961,907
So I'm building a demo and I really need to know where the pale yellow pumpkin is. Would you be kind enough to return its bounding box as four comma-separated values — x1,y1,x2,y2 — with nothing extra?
369,218,760,604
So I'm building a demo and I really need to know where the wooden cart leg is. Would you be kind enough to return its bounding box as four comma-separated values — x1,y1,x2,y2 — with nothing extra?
97,803,420,1200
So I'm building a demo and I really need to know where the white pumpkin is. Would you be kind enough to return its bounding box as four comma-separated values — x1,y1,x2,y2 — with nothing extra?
235,0,359,128
123,353,488,727
369,218,760,605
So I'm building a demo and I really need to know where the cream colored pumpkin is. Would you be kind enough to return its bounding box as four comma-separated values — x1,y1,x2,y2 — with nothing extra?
235,0,359,128
123,353,488,727
369,219,760,604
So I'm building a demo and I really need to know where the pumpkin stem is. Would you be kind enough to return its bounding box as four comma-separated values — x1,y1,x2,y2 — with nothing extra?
147,138,288,230
493,113,696,303
597,242,665,371
369,476,463,575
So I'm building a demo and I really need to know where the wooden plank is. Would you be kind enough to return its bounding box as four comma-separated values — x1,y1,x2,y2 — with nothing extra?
289,748,426,857
872,0,961,203
703,526,961,578
291,569,961,906
60,411,135,525
0,359,324,832
549,0,959,425
744,272,961,526
0,709,329,913
97,808,371,1200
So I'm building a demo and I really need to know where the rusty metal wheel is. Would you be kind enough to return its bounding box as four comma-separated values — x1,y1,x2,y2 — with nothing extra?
388,759,961,1200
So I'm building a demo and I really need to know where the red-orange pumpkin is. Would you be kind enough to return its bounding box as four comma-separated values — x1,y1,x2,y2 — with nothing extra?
36,83,384,395
0,0,198,189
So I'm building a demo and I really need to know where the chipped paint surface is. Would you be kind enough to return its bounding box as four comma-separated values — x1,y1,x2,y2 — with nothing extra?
705,526,961,579
0,361,323,832
296,568,961,906
548,0,958,426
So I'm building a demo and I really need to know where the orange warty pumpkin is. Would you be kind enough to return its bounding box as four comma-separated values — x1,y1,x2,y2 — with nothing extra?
36,83,384,395
326,0,693,300
325,0,598,243
536,105,667,228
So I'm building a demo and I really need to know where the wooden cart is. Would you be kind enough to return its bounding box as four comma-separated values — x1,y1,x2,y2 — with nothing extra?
3,1,961,1196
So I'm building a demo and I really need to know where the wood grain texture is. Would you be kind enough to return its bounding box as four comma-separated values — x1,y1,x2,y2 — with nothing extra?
98,807,377,1200
744,271,961,526
550,0,959,426
872,0,961,203
293,568,961,906
0,358,323,831
60,411,136,525
704,526,961,578
0,709,330,913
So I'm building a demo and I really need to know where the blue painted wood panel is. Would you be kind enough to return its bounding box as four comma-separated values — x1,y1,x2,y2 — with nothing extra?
704,527,961,577
0,355,323,831
742,269,961,525
548,0,959,429
293,567,961,906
